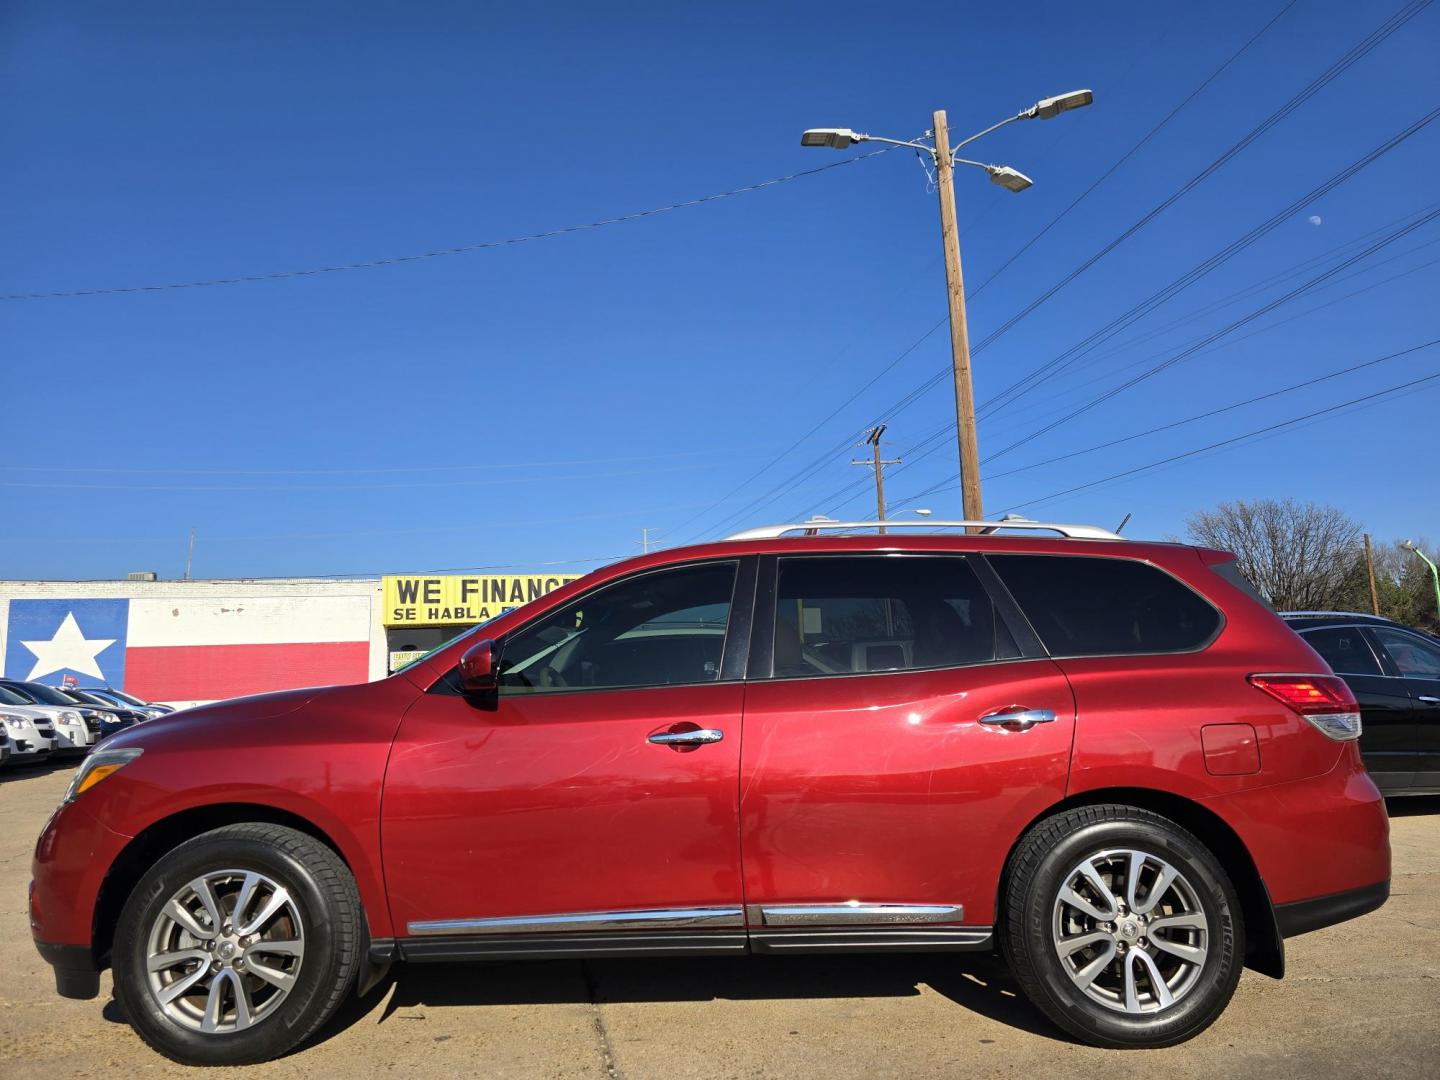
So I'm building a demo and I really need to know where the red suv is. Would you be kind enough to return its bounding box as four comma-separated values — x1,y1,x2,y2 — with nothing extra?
31,522,1390,1064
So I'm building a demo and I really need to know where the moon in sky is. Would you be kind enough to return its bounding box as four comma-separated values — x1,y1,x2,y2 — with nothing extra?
1308,215,1323,226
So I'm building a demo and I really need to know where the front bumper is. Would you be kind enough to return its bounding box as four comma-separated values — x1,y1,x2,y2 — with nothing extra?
30,796,134,997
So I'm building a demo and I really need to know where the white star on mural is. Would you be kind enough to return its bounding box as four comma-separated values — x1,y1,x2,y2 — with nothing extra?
20,612,116,681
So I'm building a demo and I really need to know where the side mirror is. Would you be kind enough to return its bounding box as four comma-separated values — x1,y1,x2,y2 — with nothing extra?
458,639,497,692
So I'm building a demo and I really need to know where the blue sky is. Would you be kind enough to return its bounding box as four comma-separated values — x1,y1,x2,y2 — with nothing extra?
3,0,1438,580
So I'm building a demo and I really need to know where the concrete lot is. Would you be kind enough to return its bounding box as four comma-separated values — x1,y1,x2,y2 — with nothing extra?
1,762,1435,1079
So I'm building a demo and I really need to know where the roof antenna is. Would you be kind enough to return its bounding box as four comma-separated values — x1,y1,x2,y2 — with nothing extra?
1115,512,1132,535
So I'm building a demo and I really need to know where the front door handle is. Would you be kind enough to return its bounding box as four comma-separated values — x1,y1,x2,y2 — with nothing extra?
1419,695,1440,705
978,708,1057,732
648,728,725,747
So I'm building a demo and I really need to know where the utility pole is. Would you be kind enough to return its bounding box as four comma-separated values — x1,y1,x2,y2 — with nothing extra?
641,527,650,554
851,425,900,533
800,90,1093,523
185,527,195,581
1363,533,1381,615
933,109,984,523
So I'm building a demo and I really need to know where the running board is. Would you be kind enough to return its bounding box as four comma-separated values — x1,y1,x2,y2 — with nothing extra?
750,927,993,953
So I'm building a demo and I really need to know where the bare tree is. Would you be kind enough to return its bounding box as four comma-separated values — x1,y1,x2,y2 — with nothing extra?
1186,499,1363,610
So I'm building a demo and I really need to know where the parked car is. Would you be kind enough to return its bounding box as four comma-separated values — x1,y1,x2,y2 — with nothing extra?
2,709,55,763
65,688,164,722
0,684,95,756
1280,611,1440,796
32,520,1390,1065
77,687,173,717
0,680,139,741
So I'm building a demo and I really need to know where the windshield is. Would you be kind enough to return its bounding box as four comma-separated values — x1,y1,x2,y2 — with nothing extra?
7,682,81,705
67,689,110,705
0,685,30,706
105,688,147,706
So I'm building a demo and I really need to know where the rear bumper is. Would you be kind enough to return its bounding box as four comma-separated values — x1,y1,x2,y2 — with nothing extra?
1274,880,1389,938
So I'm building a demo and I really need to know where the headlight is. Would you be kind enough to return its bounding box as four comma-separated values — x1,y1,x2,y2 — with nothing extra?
63,748,143,804
60,711,82,724
2,714,27,730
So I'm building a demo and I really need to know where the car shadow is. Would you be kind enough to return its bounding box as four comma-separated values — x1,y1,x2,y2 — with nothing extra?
1386,794,1440,817
301,950,1068,1049
0,757,76,783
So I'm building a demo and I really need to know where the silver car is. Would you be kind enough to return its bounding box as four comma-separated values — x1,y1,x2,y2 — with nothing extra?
0,686,92,757
1,711,55,762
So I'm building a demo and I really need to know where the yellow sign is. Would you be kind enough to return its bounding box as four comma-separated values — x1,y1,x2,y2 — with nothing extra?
382,574,579,627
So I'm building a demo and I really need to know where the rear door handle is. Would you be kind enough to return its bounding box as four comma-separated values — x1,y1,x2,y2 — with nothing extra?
978,708,1057,732
648,728,724,747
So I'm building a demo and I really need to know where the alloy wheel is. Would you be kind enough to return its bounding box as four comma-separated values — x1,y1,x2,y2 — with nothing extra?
144,869,305,1033
1050,848,1208,1014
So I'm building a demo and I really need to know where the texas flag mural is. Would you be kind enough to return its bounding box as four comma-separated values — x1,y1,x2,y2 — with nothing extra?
5,596,373,704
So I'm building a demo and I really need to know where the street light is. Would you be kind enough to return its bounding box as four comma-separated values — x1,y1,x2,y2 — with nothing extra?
800,89,1094,521
1400,540,1440,615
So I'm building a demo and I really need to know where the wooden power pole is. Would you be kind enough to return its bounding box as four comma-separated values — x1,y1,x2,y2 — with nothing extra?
933,109,984,523
852,425,900,533
1364,533,1380,615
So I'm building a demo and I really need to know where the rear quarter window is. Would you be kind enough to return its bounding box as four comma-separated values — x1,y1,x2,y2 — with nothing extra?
988,554,1221,657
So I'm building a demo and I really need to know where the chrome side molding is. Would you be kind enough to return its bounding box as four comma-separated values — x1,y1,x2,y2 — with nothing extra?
747,902,964,926
407,906,744,937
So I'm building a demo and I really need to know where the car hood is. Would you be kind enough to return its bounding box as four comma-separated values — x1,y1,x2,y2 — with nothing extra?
0,703,69,723
102,686,325,750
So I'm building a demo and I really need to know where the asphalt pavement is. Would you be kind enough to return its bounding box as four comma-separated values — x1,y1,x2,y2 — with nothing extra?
2,762,1435,1078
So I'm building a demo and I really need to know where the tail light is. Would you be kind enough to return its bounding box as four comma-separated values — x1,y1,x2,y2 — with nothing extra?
1248,674,1362,741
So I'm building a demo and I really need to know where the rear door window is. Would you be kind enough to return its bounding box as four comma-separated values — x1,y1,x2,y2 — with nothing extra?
1300,627,1385,676
988,555,1220,657
769,555,1016,679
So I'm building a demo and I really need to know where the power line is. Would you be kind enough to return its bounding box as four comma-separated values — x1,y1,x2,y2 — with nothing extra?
0,149,892,302
981,204,1440,464
0,458,738,492
0,445,763,476
985,369,1440,515
965,0,1301,301
677,0,1427,539
840,207,1440,505
964,0,1433,365
810,235,1440,517
672,2,1299,541
982,339,1440,483
977,103,1440,420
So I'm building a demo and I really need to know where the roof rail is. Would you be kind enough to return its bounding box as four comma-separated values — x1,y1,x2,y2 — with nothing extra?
1278,610,1391,619
723,518,1123,541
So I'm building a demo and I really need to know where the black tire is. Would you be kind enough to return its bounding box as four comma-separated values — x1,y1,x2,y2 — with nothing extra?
1002,805,1243,1048
113,823,362,1066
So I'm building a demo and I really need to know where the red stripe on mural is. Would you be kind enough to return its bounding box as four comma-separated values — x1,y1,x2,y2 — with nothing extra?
125,641,370,702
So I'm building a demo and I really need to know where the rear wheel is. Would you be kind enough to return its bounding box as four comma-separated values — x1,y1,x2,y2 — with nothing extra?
113,823,362,1065
1002,805,1243,1047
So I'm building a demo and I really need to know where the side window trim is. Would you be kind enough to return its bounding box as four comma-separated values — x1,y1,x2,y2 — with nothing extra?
431,557,751,697
719,556,759,682
971,554,1046,658
748,554,779,681
749,551,1046,683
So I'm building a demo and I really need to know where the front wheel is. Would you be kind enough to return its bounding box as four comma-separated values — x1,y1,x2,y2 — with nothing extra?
1002,805,1243,1048
113,823,363,1065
